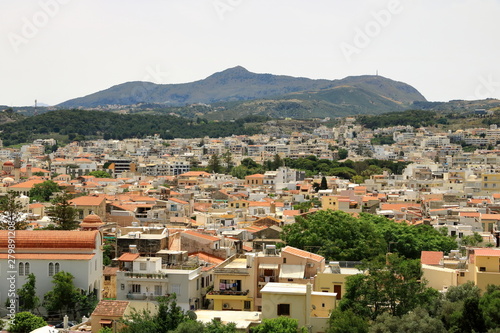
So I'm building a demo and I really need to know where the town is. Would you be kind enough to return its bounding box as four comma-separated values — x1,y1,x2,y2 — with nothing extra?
1,114,500,333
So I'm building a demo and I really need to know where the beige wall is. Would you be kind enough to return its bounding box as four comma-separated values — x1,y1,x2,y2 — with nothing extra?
262,294,307,327
421,264,458,291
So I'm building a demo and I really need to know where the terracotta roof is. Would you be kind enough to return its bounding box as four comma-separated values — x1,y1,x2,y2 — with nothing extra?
189,252,225,265
183,230,220,242
421,251,443,265
103,267,120,275
245,174,264,178
117,253,140,262
91,300,129,317
70,195,106,206
9,179,45,189
283,210,301,216
0,253,95,260
0,230,99,249
282,246,324,262
459,212,480,218
481,214,500,220
178,171,211,177
169,198,189,205
474,249,500,257
380,203,420,211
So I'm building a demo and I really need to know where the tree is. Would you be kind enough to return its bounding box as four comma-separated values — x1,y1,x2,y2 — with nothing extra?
222,151,234,174
0,191,28,230
328,309,368,333
88,170,112,178
43,271,85,319
18,273,40,313
272,154,284,170
480,285,500,330
9,312,46,333
459,297,486,333
121,294,189,333
320,176,328,190
338,148,348,160
205,318,237,332
46,193,79,230
339,255,439,320
368,307,446,333
29,180,61,202
281,210,386,261
251,317,306,333
207,154,222,174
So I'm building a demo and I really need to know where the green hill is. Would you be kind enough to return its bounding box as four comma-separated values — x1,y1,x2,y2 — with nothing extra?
57,66,426,111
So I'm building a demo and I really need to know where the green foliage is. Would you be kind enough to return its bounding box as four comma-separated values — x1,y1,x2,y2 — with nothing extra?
460,232,483,247
121,294,189,333
205,319,237,332
9,312,46,333
46,193,79,230
340,255,439,320
328,309,368,333
18,273,40,313
0,110,261,146
29,180,61,202
357,110,439,129
370,135,395,145
88,170,112,178
98,327,113,333
444,281,481,303
251,317,306,333
0,191,28,230
480,285,500,330
369,307,446,333
207,154,223,174
281,211,386,261
43,271,95,319
338,148,348,160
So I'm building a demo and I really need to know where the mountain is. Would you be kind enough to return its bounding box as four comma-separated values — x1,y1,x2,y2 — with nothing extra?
58,66,426,110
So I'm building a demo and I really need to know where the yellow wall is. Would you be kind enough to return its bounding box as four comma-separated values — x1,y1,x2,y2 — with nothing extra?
321,196,339,211
421,264,458,291
314,272,348,300
261,294,307,327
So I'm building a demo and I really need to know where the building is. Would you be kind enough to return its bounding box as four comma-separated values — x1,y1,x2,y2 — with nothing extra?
260,282,336,333
0,230,103,315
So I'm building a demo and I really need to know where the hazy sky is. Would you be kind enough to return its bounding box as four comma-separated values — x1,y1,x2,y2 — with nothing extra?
1,0,499,106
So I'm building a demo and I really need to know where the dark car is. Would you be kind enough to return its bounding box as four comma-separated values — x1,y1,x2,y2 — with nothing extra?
54,321,77,328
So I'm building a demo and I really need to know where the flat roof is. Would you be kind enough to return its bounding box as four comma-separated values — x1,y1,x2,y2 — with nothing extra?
225,258,248,269
261,282,307,295
195,310,261,329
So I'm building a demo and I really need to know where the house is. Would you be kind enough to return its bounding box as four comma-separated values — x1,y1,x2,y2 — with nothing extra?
115,253,207,311
0,230,103,316
260,283,336,333
69,194,107,221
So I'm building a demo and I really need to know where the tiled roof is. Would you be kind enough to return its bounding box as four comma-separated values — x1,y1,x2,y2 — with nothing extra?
70,195,106,206
421,251,443,265
282,246,324,262
481,214,500,220
380,203,420,211
91,300,129,317
0,230,99,249
0,253,95,260
117,253,140,262
183,230,220,242
103,267,120,275
474,249,500,257
169,198,189,205
189,252,225,265
9,179,45,189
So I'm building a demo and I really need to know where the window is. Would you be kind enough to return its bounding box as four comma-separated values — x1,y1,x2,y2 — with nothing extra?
154,285,162,296
105,276,111,281
55,263,60,274
49,263,54,276
131,284,141,293
25,263,30,275
283,258,287,264
171,284,181,296
19,262,24,276
460,272,465,277
244,301,251,310
140,263,147,270
277,304,290,316
479,267,486,272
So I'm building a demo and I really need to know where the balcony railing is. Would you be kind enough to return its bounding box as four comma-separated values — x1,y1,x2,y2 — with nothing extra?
124,272,168,279
207,290,249,296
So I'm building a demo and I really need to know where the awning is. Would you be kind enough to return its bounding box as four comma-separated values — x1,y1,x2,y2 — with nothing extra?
259,263,279,269
279,264,305,279
99,320,113,325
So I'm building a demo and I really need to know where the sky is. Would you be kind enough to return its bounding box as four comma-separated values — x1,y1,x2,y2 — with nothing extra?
1,0,499,106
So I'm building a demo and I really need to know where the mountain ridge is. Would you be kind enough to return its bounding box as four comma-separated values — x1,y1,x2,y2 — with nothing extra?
58,66,426,109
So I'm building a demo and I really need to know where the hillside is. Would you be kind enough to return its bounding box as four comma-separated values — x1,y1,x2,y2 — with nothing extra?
57,66,426,110
0,110,262,146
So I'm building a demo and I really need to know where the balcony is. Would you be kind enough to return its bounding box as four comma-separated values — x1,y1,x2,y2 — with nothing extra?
122,272,168,281
208,290,249,296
